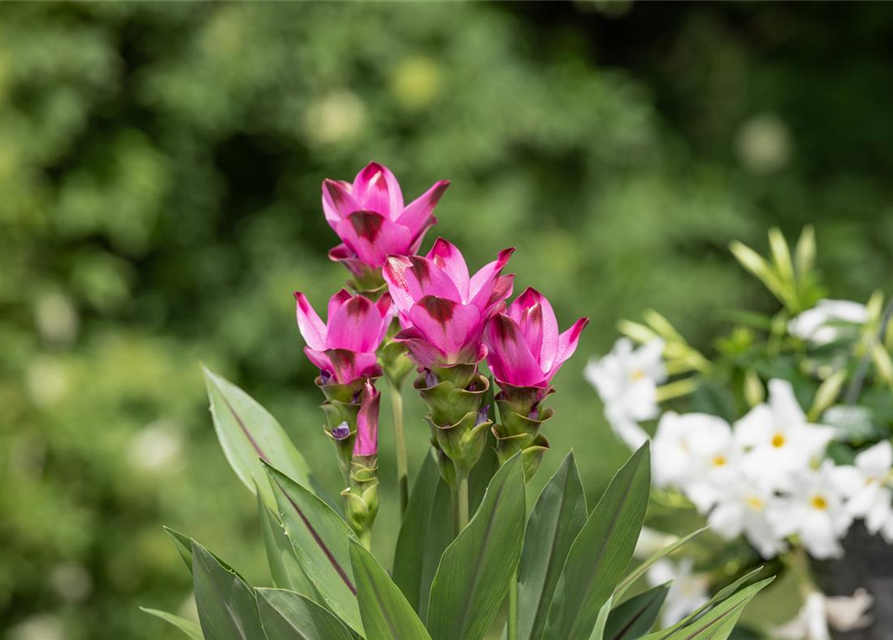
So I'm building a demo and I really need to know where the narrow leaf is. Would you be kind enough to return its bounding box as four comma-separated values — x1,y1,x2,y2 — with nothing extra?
393,452,452,615
604,584,670,640
654,578,774,640
350,540,434,640
649,567,766,640
265,463,364,635
204,366,317,509
543,443,651,640
258,489,317,597
165,526,194,573
518,451,588,640
256,588,353,640
426,455,527,640
191,541,264,640
614,527,708,601
140,608,203,640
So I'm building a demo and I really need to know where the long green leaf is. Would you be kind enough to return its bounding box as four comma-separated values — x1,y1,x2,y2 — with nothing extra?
614,527,708,601
426,454,527,640
648,567,765,640
544,443,651,640
204,366,316,509
265,464,364,635
392,452,452,615
257,489,317,597
256,588,353,640
165,526,195,573
518,451,588,640
140,608,204,640
350,540,434,640
604,584,669,640
191,541,265,640
654,578,774,640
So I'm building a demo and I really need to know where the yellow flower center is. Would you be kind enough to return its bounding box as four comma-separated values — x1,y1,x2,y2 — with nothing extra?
771,433,786,448
746,496,764,510
811,495,828,510
712,455,727,467
630,369,646,381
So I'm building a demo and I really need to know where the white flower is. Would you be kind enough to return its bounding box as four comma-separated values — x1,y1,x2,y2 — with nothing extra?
735,379,835,491
585,338,666,448
707,471,787,559
767,462,853,559
647,558,709,627
831,440,893,533
773,589,873,640
788,299,868,345
652,412,737,505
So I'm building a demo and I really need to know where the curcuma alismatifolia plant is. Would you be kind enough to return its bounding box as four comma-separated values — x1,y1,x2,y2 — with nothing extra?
142,163,772,640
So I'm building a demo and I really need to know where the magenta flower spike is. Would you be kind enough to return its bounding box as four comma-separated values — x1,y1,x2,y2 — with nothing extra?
294,289,394,385
354,381,380,457
484,287,589,482
382,237,515,370
485,287,590,389
323,162,450,288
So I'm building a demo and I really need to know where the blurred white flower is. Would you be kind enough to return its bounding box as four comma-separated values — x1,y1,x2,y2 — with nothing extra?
128,420,183,473
707,472,786,559
652,412,737,503
50,562,92,604
788,300,868,345
585,338,666,449
773,589,873,640
735,379,835,491
736,113,793,174
34,292,79,346
831,440,893,533
768,462,853,559
8,615,66,640
647,558,709,627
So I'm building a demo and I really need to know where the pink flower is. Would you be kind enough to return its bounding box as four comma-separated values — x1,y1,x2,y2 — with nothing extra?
323,162,450,276
383,237,515,368
294,289,394,384
485,287,589,388
354,381,380,457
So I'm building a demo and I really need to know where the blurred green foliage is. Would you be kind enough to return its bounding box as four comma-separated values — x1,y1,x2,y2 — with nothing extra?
1,2,892,639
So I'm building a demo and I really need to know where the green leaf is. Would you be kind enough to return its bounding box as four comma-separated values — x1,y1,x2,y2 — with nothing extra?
140,608,204,640
256,588,353,640
393,452,453,616
164,526,194,573
613,527,708,601
517,451,588,640
258,489,317,597
650,568,765,640
543,443,651,640
203,366,316,510
604,584,669,640
426,454,527,640
589,595,615,640
350,540,434,640
265,463,364,635
191,541,265,640
652,578,774,640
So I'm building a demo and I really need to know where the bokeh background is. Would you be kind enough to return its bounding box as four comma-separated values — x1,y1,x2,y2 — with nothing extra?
3,2,893,639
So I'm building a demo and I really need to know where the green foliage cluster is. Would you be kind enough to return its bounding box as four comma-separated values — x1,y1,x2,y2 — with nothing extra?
1,3,891,639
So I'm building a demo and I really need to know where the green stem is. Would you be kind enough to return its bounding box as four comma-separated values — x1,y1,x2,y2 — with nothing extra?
388,380,409,516
508,568,519,640
454,467,470,535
